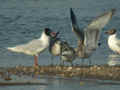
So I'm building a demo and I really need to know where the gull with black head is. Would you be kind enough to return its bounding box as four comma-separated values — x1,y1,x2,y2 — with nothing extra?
105,29,120,54
7,28,57,67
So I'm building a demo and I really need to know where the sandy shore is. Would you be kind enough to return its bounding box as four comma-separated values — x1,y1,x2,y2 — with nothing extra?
0,65,120,81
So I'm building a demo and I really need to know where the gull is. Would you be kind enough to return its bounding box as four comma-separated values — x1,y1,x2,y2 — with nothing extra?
49,32,62,65
49,34,76,66
60,41,76,66
7,28,57,67
70,8,115,65
105,29,120,54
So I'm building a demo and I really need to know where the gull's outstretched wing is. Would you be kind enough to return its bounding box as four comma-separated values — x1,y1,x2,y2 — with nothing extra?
84,9,115,50
70,8,84,41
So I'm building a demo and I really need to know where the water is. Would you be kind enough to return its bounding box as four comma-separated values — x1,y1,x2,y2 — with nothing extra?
0,0,120,89
1,74,120,90
108,54,120,66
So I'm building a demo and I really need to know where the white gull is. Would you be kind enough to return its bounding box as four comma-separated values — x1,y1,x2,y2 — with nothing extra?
7,28,56,67
105,29,120,54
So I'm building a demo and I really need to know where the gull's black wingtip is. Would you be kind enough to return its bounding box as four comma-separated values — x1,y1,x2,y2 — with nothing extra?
70,8,75,23
70,8,73,15
70,8,78,29
70,8,72,12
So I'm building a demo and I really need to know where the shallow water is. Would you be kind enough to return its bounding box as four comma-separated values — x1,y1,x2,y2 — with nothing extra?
1,73,120,90
1,75,120,90
0,0,120,89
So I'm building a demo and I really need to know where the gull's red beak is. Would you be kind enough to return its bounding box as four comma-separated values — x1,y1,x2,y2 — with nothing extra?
50,32,59,37
50,32,57,37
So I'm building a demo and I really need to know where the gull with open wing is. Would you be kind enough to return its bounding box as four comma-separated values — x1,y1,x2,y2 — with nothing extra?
70,8,115,65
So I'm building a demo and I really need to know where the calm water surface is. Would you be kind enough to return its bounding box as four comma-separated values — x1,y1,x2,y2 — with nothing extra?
0,0,120,90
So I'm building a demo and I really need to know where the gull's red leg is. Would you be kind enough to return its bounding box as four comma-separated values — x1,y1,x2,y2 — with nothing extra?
34,55,38,66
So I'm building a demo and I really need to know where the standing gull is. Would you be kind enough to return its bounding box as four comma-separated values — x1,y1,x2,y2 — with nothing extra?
70,8,115,65
105,29,120,54
7,28,57,67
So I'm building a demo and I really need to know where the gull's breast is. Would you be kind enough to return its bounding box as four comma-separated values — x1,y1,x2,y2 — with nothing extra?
108,35,120,53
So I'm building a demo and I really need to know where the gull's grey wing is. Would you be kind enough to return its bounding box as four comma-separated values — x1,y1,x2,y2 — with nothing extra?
84,9,115,50
25,39,46,51
7,39,48,55
70,8,84,41
16,39,46,54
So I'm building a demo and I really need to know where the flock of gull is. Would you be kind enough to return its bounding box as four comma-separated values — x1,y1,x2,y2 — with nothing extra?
7,8,118,67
